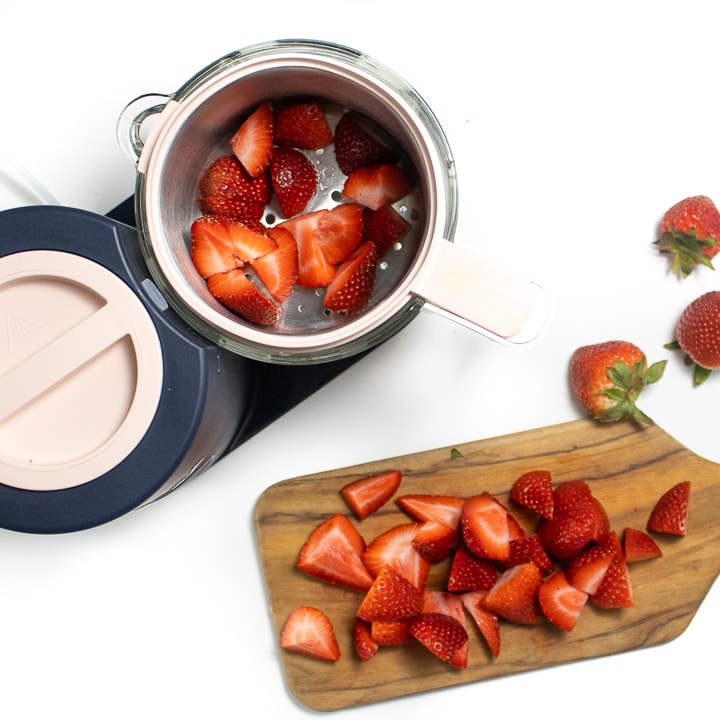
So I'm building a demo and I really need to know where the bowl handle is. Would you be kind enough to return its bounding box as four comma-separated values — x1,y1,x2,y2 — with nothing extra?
116,93,177,168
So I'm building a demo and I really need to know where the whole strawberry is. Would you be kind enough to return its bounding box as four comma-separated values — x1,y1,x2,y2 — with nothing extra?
666,290,720,385
655,195,720,278
570,340,666,424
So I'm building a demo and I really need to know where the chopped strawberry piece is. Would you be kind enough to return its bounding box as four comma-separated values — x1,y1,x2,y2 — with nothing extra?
482,562,543,625
408,612,469,665
502,534,554,576
296,513,373,592
273,101,333,150
590,532,634,609
353,618,378,661
198,154,270,222
371,619,411,646
250,225,298,303
342,163,414,211
460,492,511,563
361,205,411,256
446,545,497,592
539,571,588,632
510,469,554,519
564,536,616,594
279,210,336,288
315,203,364,265
230,100,273,178
333,112,399,175
340,469,402,520
460,590,501,658
421,590,468,668
206,269,281,326
362,522,430,590
647,481,690,536
623,527,662,562
323,240,379,316
356,565,424,622
412,521,458,563
396,494,465,530
280,606,340,662
269,147,317,217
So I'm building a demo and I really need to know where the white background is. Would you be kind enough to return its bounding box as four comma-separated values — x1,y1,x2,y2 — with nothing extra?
1,1,717,717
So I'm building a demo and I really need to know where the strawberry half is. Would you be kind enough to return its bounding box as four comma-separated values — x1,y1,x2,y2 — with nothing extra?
342,163,414,211
362,522,430,590
315,202,364,265
412,521,458,563
333,111,399,175
482,562,543,625
460,590,501,658
206,269,281,326
409,612,469,665
510,469,554,519
446,544,497,592
269,147,317,218
460,492,511,563
280,606,340,662
539,571,588,632
396,494,465,530
421,591,469,668
273,101,334,150
503,534,554,576
356,565,424,622
249,225,298,303
340,469,402,520
296,513,374,592
230,100,273,178
362,205,411,256
564,535,616,594
647,481,691,535
623,527,662,562
279,210,336,288
323,241,379,316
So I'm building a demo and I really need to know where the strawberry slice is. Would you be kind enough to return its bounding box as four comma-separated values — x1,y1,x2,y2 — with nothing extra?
206,269,281,326
250,225,298,303
296,513,374,592
361,205,411,256
315,203,364,265
340,469,402,520
412,521,458,563
280,606,340,662
353,618,378,661
647,480,690,536
460,590,501,658
323,240,379,316
198,154,270,222
279,210,336,287
396,494,465,530
190,215,277,278
362,522,430,590
342,163,414,211
421,591,468,668
371,619,411,646
590,532,633,609
230,100,273,178
460,492,511,563
623,527,662,562
503,534,554,576
408,613,469,665
356,565,424,622
564,536,616,595
269,147,317,218
539,571,588,632
334,111,399,175
273,101,334,150
510,469,554,519
446,545,497,592
482,562,544,625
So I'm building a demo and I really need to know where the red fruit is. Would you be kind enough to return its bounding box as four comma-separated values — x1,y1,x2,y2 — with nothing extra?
421,591,468,669
230,100,274,178
315,203,365,265
356,565,424,622
536,480,610,560
482,562,543,625
510,469,554,519
334,112,399,175
206,269,281,326
564,536,616,594
250,225,298,303
623,527,663,562
279,210,336,287
647,481,691,535
340,469,402,520
362,522,430,590
342,164,414,211
371,619,411,646
353,618,378,661
590,532,633,609
460,492,511,563
273,101,333,150
570,340,666,424
408,613,469,665
396,494,465,530
361,205,411,256
280,606,340,662
460,590,501,658
198,154,271,223
672,291,720,384
503,534,554,576
446,545,497,592
296,513,374,592
412,521,458,563
269,147,317,217
539,571,588,632
323,241,379,316
655,195,720,277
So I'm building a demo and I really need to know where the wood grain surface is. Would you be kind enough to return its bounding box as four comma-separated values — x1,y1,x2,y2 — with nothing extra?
252,418,719,711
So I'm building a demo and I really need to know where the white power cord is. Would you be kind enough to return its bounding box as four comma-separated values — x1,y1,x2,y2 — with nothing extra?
0,157,59,208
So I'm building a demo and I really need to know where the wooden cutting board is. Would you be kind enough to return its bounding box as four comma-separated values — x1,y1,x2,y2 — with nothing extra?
252,418,719,711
